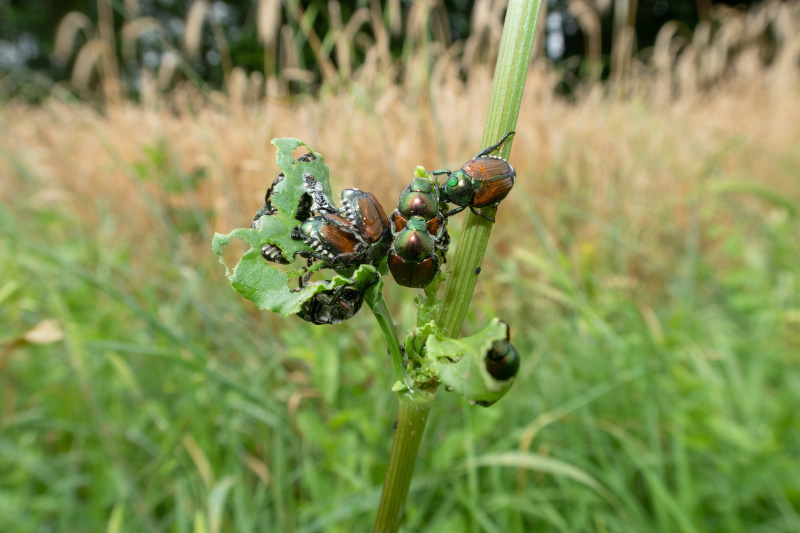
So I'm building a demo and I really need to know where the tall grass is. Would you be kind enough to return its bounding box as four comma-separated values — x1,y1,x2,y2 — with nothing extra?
1,0,799,531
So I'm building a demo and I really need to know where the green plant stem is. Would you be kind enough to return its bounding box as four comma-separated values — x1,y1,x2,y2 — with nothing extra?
372,389,436,533
437,0,542,338
372,2,542,531
368,287,405,384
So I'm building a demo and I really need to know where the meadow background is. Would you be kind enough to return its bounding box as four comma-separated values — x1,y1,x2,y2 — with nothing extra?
2,0,800,531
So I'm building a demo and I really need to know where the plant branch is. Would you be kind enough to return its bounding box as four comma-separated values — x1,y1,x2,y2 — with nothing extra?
367,284,405,384
372,389,436,533
437,0,543,338
372,2,542,531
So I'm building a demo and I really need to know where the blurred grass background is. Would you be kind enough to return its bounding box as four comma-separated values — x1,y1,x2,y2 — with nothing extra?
2,0,800,531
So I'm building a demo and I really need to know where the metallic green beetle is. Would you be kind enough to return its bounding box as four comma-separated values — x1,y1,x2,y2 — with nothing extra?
291,213,364,269
297,283,367,325
388,176,450,288
485,337,520,381
290,175,392,269
387,216,442,288
431,131,516,222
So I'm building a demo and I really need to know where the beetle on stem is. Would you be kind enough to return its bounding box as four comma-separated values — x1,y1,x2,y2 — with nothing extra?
387,176,450,288
430,131,516,222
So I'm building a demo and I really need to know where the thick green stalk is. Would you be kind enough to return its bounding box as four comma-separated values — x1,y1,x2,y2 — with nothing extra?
372,2,542,531
437,0,542,337
368,285,436,531
372,389,436,533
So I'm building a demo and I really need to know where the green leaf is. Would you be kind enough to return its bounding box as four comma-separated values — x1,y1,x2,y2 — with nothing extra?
426,318,517,407
254,138,334,263
404,321,440,368
465,452,611,499
213,227,377,315
363,270,386,310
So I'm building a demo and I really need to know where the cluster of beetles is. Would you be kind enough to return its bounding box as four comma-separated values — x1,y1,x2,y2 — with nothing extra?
252,132,516,326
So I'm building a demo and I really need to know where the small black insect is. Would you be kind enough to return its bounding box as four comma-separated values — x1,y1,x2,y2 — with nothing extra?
475,267,482,275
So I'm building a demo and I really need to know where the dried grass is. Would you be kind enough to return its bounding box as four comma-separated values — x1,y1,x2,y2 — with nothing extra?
256,0,282,48
2,0,799,304
568,0,602,80
121,17,168,61
156,50,181,90
51,0,800,104
53,12,95,63
123,0,140,17
184,0,210,60
70,39,110,89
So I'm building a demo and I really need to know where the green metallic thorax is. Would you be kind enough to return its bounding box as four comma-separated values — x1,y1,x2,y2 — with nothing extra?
441,170,474,207
397,176,439,220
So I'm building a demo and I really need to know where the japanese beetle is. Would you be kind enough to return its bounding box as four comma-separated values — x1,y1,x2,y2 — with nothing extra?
485,323,520,381
387,216,441,288
291,214,363,268
252,174,283,227
252,152,318,228
254,175,294,264
338,188,392,265
431,131,516,221
388,175,450,288
302,172,338,215
395,176,441,221
260,243,291,264
296,273,379,325
391,175,449,256
292,211,391,270
295,174,392,268
485,338,520,381
253,154,317,264
297,284,365,325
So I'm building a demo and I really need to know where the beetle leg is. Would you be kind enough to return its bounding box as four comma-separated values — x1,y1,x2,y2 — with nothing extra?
475,131,515,158
290,263,316,292
317,205,340,215
429,169,451,176
318,210,342,225
436,229,450,262
444,205,467,218
302,173,337,213
363,271,381,291
469,205,496,222
290,268,307,292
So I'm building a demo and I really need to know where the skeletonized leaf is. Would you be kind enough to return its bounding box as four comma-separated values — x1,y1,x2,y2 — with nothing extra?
212,137,375,316
426,318,517,407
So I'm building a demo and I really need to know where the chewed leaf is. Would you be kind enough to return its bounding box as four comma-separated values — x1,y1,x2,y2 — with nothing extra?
212,137,371,315
253,213,309,264
271,137,334,215
427,318,518,407
246,138,335,263
213,225,377,315
404,321,440,367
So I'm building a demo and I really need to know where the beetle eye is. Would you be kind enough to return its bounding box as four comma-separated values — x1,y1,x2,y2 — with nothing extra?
447,176,458,187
